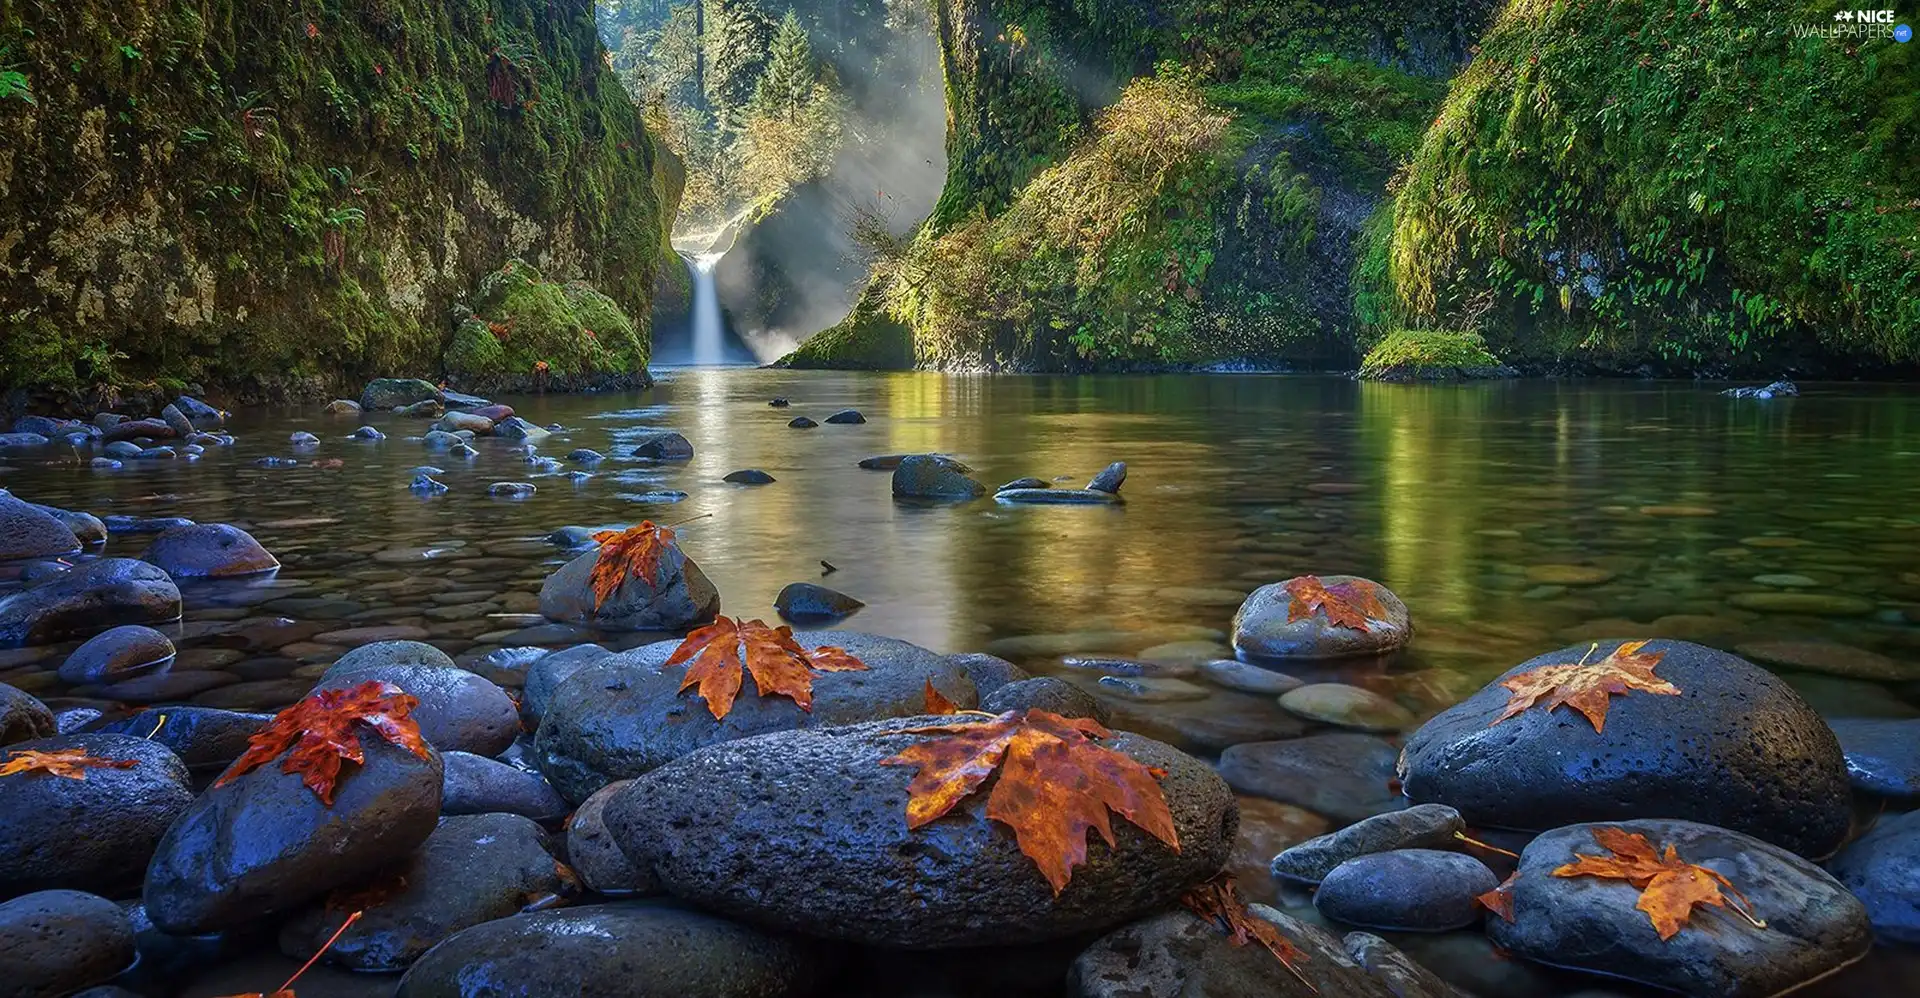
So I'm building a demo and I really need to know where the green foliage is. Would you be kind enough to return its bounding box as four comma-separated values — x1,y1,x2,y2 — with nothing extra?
778,287,916,370
1358,329,1502,380
445,260,649,377
747,11,816,120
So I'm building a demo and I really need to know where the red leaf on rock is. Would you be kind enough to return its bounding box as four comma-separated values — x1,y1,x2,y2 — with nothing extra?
1181,872,1313,989
1551,826,1767,941
0,747,138,781
588,521,677,609
664,616,870,719
923,679,959,714
1491,640,1680,733
1282,575,1389,632
215,680,431,805
1477,871,1518,923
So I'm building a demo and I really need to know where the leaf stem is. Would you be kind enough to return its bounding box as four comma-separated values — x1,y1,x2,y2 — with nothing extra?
277,909,363,991
146,713,168,739
1454,831,1520,859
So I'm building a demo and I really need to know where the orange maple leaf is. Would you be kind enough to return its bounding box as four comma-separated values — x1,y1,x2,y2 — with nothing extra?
589,521,678,609
215,909,363,998
664,616,869,719
1182,872,1314,990
1552,826,1767,940
1492,640,1680,733
0,747,138,781
881,708,1180,895
216,680,432,805
1477,871,1518,923
923,679,959,714
1283,575,1389,632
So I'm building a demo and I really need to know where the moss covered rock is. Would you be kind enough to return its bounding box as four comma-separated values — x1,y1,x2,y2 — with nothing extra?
775,280,914,370
1357,329,1509,381
446,261,648,385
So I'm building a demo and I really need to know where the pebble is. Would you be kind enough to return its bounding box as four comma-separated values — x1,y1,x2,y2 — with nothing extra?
1314,849,1497,932
1200,658,1303,695
1096,675,1211,702
1726,591,1875,616
1734,640,1918,681
1523,564,1616,586
486,481,537,498
824,408,867,424
1278,683,1414,732
1272,804,1467,884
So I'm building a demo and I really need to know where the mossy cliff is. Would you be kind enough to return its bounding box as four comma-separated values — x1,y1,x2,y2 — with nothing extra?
0,0,671,397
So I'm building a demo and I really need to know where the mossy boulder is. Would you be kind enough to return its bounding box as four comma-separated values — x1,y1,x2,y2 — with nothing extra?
1356,330,1510,381
775,281,914,370
445,261,649,384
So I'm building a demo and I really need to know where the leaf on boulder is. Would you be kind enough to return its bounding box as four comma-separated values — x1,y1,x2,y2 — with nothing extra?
881,708,1180,895
215,680,431,805
1551,826,1766,940
588,521,678,609
1477,871,1518,923
0,747,138,781
1283,575,1389,632
923,679,959,714
1181,871,1313,989
1491,640,1680,733
664,616,870,720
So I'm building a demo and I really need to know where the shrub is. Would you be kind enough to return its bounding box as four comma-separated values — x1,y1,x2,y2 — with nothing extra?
1358,329,1503,380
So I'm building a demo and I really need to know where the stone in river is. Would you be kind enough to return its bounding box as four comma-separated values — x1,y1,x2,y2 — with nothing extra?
1086,461,1127,494
567,779,656,895
0,681,55,745
1067,906,1395,998
314,624,432,644
1342,932,1473,998
1272,804,1465,885
323,399,362,415
948,652,1029,698
90,670,239,703
0,558,182,647
316,661,519,757
32,504,106,545
0,890,137,998
0,733,194,897
1314,849,1495,932
538,539,720,633
288,431,320,446
521,643,613,723
1827,807,1920,944
1230,798,1332,903
723,469,775,484
629,430,693,460
1279,683,1414,732
173,395,225,429
994,487,1122,505
892,454,987,500
346,425,386,441
421,430,461,450
486,481,537,498
1754,573,1819,588
434,411,493,435
823,408,866,424
567,448,604,464
1827,719,1920,799
1400,639,1851,858
0,431,50,449
773,581,864,622
99,706,270,770
0,494,84,560
604,716,1234,947
787,416,818,428
1218,733,1406,825
57,624,176,684
492,416,550,442
393,901,830,998
997,477,1048,491
980,676,1112,725
1096,675,1210,702
1200,658,1304,695
1735,640,1920,681
102,441,143,459
769,397,791,407
408,473,448,495
142,523,279,578
1232,575,1412,661
361,378,442,411
440,750,568,821
277,812,565,972
101,418,174,442
1726,591,1875,616
1490,819,1870,998
533,632,977,803
143,730,442,934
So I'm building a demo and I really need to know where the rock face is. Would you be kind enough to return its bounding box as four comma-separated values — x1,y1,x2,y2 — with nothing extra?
605,717,1235,948
0,495,84,561
141,524,280,578
0,891,137,998
1400,640,1851,858
538,544,720,632
316,662,520,757
533,633,979,804
1490,820,1871,998
1067,907,1395,998
57,625,176,684
773,582,865,622
277,813,565,972
892,454,987,500
1272,804,1466,884
0,558,183,646
1827,808,1920,944
393,902,830,998
1313,849,1496,932
1828,719,1920,799
0,682,57,745
143,736,443,934
1232,576,1412,660
567,779,656,895
0,734,194,897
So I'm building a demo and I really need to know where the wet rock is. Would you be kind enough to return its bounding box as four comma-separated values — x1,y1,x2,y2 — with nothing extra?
1734,640,1920,682
534,632,977,803
629,431,693,461
567,448,604,464
1829,719,1920,799
93,670,238,702
1722,379,1798,399
1219,733,1406,825
0,681,55,744
1087,461,1127,494
0,891,136,998
723,469,775,484
981,676,1112,724
1400,639,1851,858
1726,591,1875,616
545,526,596,549
567,779,656,895
53,708,102,734
0,733,193,896
773,582,863,622
1314,850,1495,932
137,445,178,460
323,399,362,416
278,813,563,972
769,397,791,407
102,441,143,460
347,426,386,441
1272,804,1466,884
1097,675,1210,702
521,644,613,724
104,515,195,535
317,661,519,757
1491,819,1869,997
102,418,174,443
824,408,866,424
994,488,1121,505
1232,576,1412,661
433,411,493,435
445,392,495,410
1200,658,1304,695
486,481,537,498
0,558,183,646
606,716,1233,947
289,431,321,446
173,395,225,429
861,453,970,471
408,474,447,495
1828,807,1920,944
254,455,300,467
143,733,442,934
0,494,84,561
538,542,720,633
58,625,176,684
89,457,123,470
997,477,1049,491
788,416,818,429
32,504,106,545
949,652,1029,697
441,750,568,821
421,430,461,451
0,432,49,449
1068,906,1394,998
160,404,195,438
1343,932,1471,998
9,415,64,436
393,901,829,998
143,523,280,578
362,379,442,411
1279,683,1414,732
493,416,549,442
99,706,270,770
892,454,987,500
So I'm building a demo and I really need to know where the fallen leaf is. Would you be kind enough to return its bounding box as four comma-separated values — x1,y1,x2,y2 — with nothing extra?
665,616,869,719
1477,871,1517,923
1283,575,1389,632
216,680,431,805
1551,826,1766,940
923,679,959,714
588,521,677,609
1492,640,1680,733
881,708,1179,895
1181,871,1314,988
214,909,362,998
0,747,138,781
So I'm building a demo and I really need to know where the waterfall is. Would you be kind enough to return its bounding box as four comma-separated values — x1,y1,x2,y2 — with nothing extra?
687,251,726,367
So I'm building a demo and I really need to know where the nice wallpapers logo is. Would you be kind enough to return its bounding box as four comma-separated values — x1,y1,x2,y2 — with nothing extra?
1792,8,1914,40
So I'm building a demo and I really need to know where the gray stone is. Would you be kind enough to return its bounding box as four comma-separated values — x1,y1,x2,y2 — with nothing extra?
1343,932,1472,998
1232,576,1412,661
1272,804,1466,884
773,582,864,622
98,706,270,770
538,542,720,633
172,395,226,429
160,404,195,438
0,734,193,897
329,640,456,673
1087,461,1127,494
568,448,605,464
824,408,866,424
492,416,549,442
1829,719,1920,799
441,750,568,821
1828,807,1920,944
0,891,136,998
361,378,442,411
629,431,693,461
324,399,362,415
409,473,448,495
981,676,1112,725
433,411,493,435
142,523,279,578
723,469,775,484
521,643,613,724
1200,658,1304,695
994,488,1121,505
788,416,818,428
997,477,1049,491
1068,906,1394,998
605,716,1234,947
421,430,461,451
0,681,55,745
1219,734,1406,825
949,652,1029,698
0,494,83,561
31,505,106,545
57,625,176,684
1097,675,1211,702
1314,849,1496,932
567,779,656,895
316,662,519,757
0,558,183,647
486,481,537,498
347,425,386,441
1279,683,1414,732
892,454,986,500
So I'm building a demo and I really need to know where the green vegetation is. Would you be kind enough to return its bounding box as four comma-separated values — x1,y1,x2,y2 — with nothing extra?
1358,329,1504,381
1386,0,1920,369
775,283,915,370
446,261,648,378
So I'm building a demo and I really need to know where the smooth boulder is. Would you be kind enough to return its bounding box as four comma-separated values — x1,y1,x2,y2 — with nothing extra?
567,779,656,895
98,706,270,770
538,543,720,632
440,750,568,821
316,661,520,757
57,625,176,684
629,431,693,461
0,734,194,897
521,643,613,724
1232,575,1412,660
0,495,83,561
1068,906,1394,998
361,378,442,411
1827,807,1920,944
1219,733,1406,825
1828,718,1920,799
1314,849,1496,932
0,682,55,745
141,523,279,578
892,454,986,500
1272,804,1465,884
0,891,136,998
1087,461,1127,494
773,582,864,622
0,558,182,646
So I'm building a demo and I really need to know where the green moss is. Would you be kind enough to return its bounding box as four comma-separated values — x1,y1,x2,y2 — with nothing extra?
1358,329,1504,380
446,260,647,377
777,284,915,370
